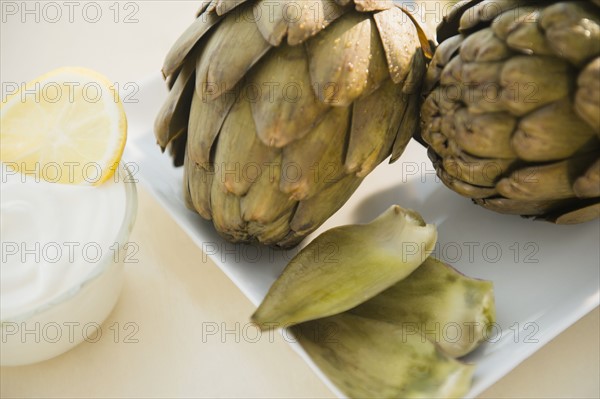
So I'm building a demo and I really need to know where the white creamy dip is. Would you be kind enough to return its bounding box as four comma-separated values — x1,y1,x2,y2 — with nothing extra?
0,162,127,320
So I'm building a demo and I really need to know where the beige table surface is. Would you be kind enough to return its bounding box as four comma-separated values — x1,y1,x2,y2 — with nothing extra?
1,2,599,398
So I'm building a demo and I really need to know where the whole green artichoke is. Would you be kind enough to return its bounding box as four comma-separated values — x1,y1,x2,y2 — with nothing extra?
155,0,429,247
421,0,600,224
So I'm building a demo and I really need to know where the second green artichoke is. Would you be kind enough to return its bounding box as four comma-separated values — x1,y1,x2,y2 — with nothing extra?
421,0,600,224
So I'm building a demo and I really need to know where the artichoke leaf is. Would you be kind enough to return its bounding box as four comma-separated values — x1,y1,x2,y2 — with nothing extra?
474,197,566,217
252,205,437,328
281,107,350,200
391,90,421,163
459,0,523,33
249,45,329,148
346,81,404,176
354,0,394,12
335,0,352,6
500,55,572,116
460,28,512,63
288,174,363,238
254,0,347,46
442,151,513,188
505,12,554,56
573,158,600,199
292,313,474,399
182,147,196,211
162,9,221,78
287,0,348,46
576,57,600,134
307,12,373,105
540,2,600,67
195,1,213,18
554,203,600,225
212,96,277,196
453,109,517,159
350,257,496,358
195,3,271,100
187,86,237,166
240,154,296,225
155,58,196,150
210,180,248,243
438,168,499,199
247,209,295,246
374,7,420,84
496,158,584,201
513,99,597,162
213,0,250,15
186,156,214,220
390,50,427,163
424,35,464,93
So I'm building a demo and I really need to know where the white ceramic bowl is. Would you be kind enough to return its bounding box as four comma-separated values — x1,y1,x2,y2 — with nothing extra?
0,165,137,366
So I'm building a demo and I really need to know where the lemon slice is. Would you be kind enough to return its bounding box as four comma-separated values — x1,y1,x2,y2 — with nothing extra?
1,67,127,185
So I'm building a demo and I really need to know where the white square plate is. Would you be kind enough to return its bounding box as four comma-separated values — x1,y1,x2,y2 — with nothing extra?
124,75,600,398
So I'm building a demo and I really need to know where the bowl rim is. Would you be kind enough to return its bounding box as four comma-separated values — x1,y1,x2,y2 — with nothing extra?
0,163,138,324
